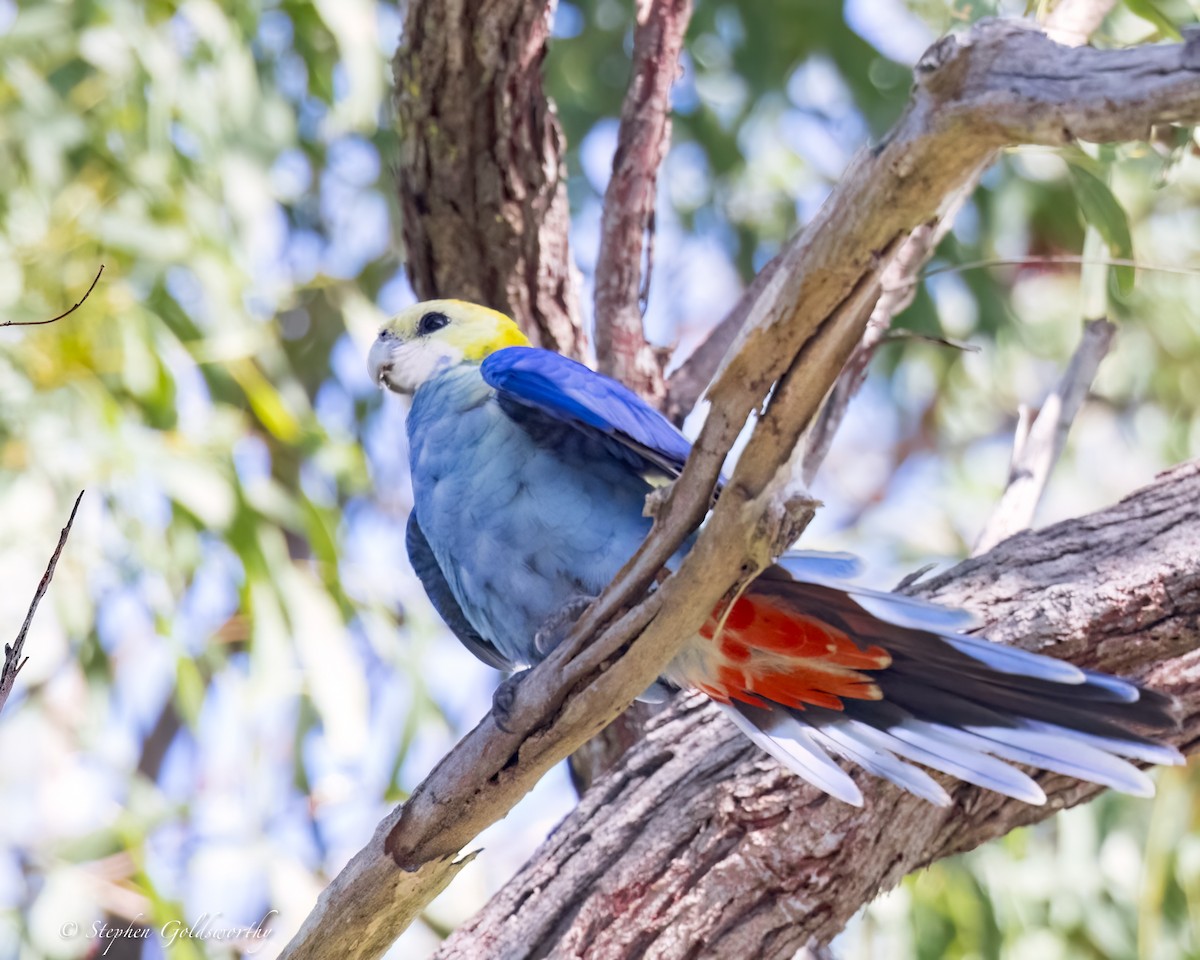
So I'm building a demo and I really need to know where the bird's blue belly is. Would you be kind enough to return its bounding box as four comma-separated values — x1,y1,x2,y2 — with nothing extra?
408,371,659,666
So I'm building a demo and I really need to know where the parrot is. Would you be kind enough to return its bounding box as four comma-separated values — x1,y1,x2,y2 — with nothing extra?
367,298,1182,807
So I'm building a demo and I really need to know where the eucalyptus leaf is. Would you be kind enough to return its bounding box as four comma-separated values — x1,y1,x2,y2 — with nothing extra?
1066,161,1136,295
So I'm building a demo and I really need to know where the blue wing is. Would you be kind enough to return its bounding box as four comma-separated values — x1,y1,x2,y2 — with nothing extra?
406,512,513,672
481,347,694,478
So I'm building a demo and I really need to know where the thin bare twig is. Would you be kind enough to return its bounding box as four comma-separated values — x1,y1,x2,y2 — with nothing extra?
799,213,959,486
973,318,1116,555
593,0,692,405
0,491,84,717
1,266,104,329
894,562,937,591
917,254,1200,283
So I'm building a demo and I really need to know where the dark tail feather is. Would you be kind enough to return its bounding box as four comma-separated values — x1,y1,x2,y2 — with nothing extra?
725,552,1182,806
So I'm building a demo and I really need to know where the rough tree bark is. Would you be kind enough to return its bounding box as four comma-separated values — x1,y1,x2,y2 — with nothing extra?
393,0,584,358
278,13,1200,960
435,461,1200,959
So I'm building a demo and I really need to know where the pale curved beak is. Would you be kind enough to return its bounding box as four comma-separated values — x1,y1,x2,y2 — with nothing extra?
367,335,394,387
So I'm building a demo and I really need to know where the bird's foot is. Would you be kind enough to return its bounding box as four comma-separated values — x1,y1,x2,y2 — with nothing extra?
533,594,598,657
492,668,532,734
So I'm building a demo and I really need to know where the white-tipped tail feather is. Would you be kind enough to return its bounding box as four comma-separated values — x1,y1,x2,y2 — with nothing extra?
715,550,1180,807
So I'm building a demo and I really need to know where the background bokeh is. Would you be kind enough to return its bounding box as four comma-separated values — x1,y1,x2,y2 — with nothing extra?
1,0,1198,957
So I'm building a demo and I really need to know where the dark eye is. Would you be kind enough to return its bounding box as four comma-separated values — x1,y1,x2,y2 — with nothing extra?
417,311,451,336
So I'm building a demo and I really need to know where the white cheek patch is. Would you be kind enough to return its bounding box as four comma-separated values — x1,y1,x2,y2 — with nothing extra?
383,340,465,394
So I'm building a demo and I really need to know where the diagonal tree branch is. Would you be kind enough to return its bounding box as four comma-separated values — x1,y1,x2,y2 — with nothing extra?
434,461,1200,959
798,1,1122,487
974,316,1117,555
393,0,585,359
0,491,84,717
592,0,692,406
664,11,1196,425
282,22,1200,960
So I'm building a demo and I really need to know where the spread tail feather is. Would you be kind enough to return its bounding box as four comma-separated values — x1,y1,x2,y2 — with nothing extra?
687,552,1182,806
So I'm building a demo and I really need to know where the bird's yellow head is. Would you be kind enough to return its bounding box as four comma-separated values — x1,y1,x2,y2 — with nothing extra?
368,299,530,394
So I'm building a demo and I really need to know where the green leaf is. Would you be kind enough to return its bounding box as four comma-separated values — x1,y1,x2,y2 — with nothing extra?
174,656,207,728
1123,0,1184,39
1066,161,1136,295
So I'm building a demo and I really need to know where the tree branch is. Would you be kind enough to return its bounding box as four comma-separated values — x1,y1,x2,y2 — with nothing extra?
666,16,1200,422
0,266,103,328
434,461,1200,960
0,491,83,717
592,0,692,405
393,0,585,358
794,1,1117,489
974,317,1116,555
283,22,1200,960
569,0,694,792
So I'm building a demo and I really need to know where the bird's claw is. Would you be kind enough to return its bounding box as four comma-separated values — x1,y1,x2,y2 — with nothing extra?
494,596,599,732
492,668,531,733
533,594,597,657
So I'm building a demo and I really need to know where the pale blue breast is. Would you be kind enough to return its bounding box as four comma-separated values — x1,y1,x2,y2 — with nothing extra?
407,366,659,666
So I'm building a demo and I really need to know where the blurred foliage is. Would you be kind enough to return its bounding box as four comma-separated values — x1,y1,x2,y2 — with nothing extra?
845,764,1200,959
0,0,1198,958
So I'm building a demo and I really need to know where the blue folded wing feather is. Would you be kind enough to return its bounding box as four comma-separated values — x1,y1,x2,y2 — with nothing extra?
406,512,513,672
481,347,695,478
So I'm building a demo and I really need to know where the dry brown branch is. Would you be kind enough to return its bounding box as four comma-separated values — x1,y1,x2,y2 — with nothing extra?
392,0,585,358
434,461,1200,960
0,491,83,717
920,254,1200,281
571,0,694,791
0,266,104,329
592,0,692,405
281,22,1200,960
973,317,1117,555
